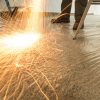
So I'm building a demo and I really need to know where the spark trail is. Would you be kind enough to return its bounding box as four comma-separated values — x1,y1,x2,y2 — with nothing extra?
0,0,58,100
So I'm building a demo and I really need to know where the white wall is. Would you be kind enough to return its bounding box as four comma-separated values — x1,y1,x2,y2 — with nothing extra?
45,0,100,15
45,0,62,12
93,5,100,15
0,0,100,15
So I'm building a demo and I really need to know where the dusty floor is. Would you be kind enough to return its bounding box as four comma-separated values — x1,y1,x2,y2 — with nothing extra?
0,15,100,100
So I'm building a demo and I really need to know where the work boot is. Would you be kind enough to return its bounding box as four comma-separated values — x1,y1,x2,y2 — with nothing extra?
51,18,70,23
51,14,70,23
51,13,70,23
73,22,84,30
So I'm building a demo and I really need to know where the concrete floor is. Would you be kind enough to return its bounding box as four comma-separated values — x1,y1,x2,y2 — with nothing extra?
43,15,100,100
0,15,100,100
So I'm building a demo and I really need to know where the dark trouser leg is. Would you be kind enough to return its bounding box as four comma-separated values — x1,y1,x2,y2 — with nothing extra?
75,0,87,22
73,0,87,30
51,0,72,23
61,0,72,20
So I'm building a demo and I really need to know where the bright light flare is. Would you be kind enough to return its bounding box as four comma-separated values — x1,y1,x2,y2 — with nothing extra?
1,32,41,52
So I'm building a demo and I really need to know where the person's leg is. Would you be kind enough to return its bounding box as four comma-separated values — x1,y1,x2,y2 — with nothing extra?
73,0,87,30
51,0,72,23
61,0,72,20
